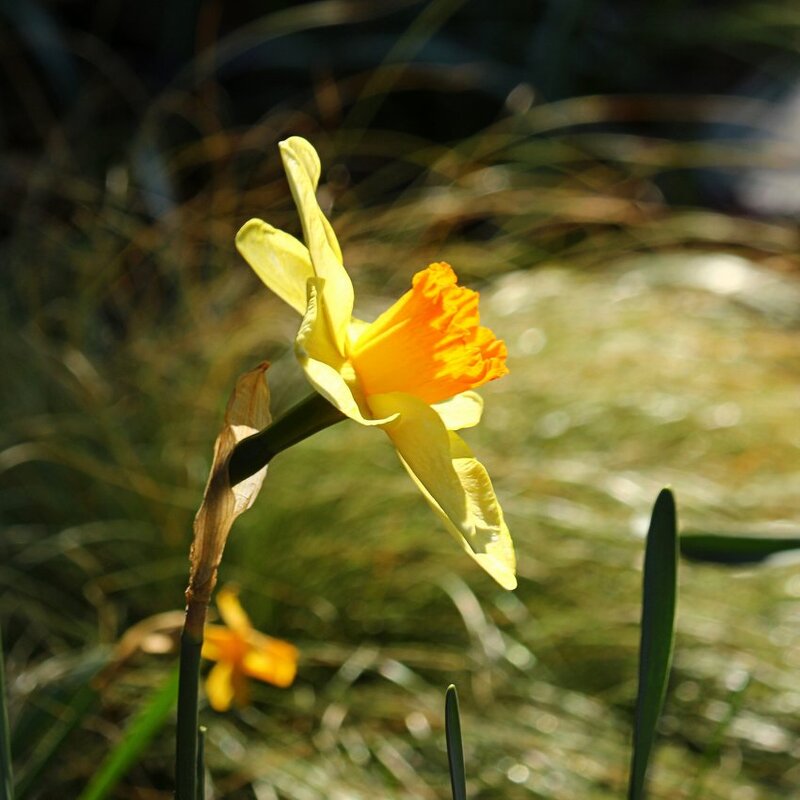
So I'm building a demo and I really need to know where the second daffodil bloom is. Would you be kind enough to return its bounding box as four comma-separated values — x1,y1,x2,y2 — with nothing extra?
202,587,298,711
236,137,517,590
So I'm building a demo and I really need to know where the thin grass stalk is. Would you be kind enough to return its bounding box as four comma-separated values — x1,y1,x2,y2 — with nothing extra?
0,628,13,800
77,666,178,800
175,599,206,800
18,682,97,797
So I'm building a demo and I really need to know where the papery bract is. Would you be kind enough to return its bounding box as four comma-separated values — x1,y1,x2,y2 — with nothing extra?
188,363,271,612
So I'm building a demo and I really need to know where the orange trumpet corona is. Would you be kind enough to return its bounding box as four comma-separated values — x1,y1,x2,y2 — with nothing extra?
349,262,508,405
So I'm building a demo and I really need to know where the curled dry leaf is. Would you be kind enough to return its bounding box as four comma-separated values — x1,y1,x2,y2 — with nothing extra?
187,363,271,616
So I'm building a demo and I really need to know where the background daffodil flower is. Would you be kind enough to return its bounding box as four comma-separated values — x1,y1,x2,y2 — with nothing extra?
236,137,517,590
202,586,298,712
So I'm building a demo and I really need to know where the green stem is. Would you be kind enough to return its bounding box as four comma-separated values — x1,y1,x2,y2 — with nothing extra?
0,627,14,800
196,726,206,800
227,393,345,486
175,601,205,800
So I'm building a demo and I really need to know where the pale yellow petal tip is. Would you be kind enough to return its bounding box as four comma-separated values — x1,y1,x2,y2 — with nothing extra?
472,553,517,590
234,217,284,255
234,217,268,244
279,135,313,153
216,586,252,634
279,137,321,186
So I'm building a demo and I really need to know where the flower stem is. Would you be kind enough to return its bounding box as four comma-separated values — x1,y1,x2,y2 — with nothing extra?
227,393,345,485
196,726,206,800
175,599,206,800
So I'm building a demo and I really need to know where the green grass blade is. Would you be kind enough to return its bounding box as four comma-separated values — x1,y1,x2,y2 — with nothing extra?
445,685,466,800
628,488,678,800
77,667,179,800
680,534,800,565
14,670,101,798
0,628,14,800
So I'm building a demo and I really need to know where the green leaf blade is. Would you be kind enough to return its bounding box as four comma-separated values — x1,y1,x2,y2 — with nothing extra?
680,534,800,565
77,668,179,800
445,685,467,800
628,488,678,800
12,654,106,799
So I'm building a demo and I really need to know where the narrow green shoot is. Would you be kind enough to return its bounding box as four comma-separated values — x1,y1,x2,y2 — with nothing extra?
445,685,466,800
77,667,179,800
628,488,678,800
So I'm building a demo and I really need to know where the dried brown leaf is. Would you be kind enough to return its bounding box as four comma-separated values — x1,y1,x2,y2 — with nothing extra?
187,363,271,609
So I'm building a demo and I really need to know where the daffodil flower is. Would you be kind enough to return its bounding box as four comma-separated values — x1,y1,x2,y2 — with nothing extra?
236,137,516,590
202,586,298,711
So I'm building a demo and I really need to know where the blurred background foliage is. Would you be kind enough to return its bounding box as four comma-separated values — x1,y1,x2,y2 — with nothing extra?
2,0,800,797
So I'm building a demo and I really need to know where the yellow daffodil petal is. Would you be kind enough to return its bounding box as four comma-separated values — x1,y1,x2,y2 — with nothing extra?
446,433,517,590
247,629,298,654
200,626,235,661
205,660,236,712
431,391,484,430
216,587,252,635
296,277,342,368
369,391,468,524
297,279,395,427
279,137,353,354
369,392,516,590
242,645,298,687
301,355,395,427
278,138,343,265
235,218,313,316
232,669,250,707
346,317,371,349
